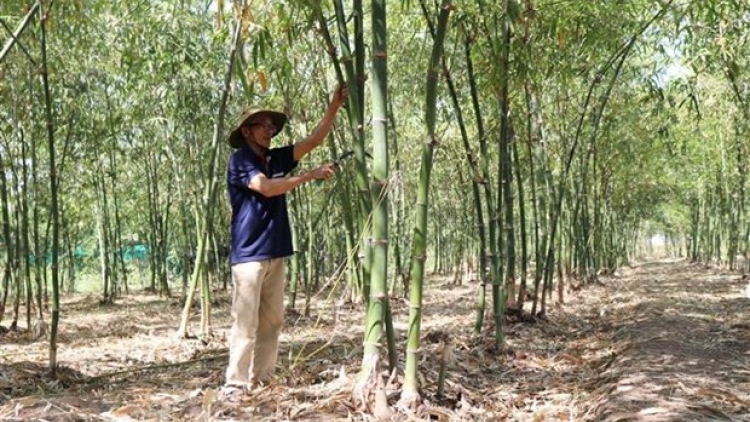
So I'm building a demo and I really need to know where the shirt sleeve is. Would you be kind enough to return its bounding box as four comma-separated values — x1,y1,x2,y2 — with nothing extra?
227,150,260,188
271,145,298,175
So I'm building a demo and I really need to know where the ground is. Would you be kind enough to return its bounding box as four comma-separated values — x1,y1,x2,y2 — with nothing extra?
1,258,749,421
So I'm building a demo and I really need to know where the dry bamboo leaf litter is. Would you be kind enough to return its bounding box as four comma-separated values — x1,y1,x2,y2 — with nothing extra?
1,259,750,420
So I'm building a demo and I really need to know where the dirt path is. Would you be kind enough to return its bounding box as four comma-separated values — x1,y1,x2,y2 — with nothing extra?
579,259,750,421
0,259,748,421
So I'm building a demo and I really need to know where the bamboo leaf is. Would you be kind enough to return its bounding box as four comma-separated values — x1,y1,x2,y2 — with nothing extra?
217,0,224,29
258,67,267,93
557,28,566,51
235,57,254,102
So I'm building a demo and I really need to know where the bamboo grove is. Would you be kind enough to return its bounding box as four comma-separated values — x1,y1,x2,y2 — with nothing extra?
1,0,749,404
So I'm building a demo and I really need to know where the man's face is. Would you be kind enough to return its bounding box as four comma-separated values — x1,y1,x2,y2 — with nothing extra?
242,115,276,148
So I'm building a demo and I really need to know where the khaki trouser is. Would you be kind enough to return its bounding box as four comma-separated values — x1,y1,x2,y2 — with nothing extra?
225,258,286,386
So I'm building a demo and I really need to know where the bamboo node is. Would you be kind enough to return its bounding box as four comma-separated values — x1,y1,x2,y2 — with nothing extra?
367,237,389,246
369,291,388,300
426,135,440,147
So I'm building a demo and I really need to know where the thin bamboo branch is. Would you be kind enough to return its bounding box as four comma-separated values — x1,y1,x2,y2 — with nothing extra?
0,2,40,65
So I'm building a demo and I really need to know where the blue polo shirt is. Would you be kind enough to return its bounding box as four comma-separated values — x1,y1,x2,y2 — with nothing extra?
227,145,298,265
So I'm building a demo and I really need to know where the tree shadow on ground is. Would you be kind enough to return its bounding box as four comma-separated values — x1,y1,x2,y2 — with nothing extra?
0,327,39,346
0,361,87,405
580,259,750,422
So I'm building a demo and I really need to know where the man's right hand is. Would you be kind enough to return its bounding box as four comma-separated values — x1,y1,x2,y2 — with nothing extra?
310,163,336,182
331,84,349,108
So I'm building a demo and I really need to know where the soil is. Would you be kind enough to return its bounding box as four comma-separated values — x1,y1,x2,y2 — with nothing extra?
1,258,749,421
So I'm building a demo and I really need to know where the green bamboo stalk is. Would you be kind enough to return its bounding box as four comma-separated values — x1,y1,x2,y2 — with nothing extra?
94,174,111,303
39,0,60,371
103,98,129,295
305,198,314,316
29,114,43,322
435,4,487,315
332,0,373,304
358,0,389,386
0,152,11,324
353,0,372,300
146,154,159,292
592,156,603,273
199,194,213,336
475,2,505,343
177,19,241,338
19,131,32,329
498,0,514,332
690,197,699,261
512,138,528,309
463,30,500,335
401,0,452,405
11,159,21,330
315,1,372,302
199,254,210,335
321,131,360,300
332,0,368,201
385,99,408,295
164,144,192,297
45,113,73,296
289,189,301,309
160,184,173,296
63,217,74,294
525,83,549,316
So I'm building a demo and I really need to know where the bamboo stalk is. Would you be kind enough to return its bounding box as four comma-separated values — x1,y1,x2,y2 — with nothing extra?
177,19,242,338
358,0,390,393
401,0,452,405
39,0,60,372
463,28,500,336
498,0,514,337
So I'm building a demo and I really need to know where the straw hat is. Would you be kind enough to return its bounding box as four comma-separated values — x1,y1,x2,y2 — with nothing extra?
228,106,288,148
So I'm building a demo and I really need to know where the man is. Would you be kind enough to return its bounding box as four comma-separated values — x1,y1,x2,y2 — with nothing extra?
224,84,348,395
